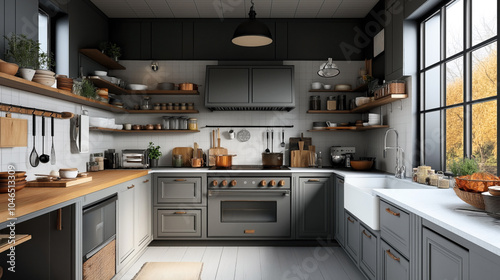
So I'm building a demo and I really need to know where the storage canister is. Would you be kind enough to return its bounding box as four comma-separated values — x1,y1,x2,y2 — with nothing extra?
188,118,198,130
187,103,194,110
162,116,170,130
309,96,321,110
327,96,337,111
179,117,188,130
173,155,183,167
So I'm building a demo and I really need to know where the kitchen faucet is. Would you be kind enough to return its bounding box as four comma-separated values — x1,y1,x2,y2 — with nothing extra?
384,128,406,179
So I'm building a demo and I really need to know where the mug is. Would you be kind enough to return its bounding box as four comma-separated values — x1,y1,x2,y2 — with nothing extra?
190,158,204,168
229,129,235,139
326,121,337,127
124,123,132,130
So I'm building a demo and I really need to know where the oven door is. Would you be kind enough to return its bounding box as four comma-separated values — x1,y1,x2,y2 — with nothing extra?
207,189,291,237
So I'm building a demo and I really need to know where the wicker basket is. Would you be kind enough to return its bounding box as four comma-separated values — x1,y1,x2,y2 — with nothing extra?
455,175,500,193
453,186,485,210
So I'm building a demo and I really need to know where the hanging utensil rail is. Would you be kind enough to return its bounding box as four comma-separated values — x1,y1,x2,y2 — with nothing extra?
0,102,71,119
204,125,294,128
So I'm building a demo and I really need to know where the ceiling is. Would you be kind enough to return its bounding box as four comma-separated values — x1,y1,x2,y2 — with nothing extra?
90,0,379,19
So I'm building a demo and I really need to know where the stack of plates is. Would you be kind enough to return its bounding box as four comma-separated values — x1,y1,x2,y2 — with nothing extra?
32,69,55,87
366,113,381,126
56,75,74,91
0,171,27,193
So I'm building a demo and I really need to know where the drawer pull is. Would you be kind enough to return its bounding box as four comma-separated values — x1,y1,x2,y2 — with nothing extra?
347,217,354,223
386,249,400,262
385,208,400,217
244,229,255,234
127,184,135,189
362,230,372,238
143,179,150,183
174,179,187,182
308,179,320,182
174,211,187,214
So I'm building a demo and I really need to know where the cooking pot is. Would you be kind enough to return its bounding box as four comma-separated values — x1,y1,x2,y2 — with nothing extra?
157,82,175,90
178,83,198,91
215,155,236,168
262,153,283,168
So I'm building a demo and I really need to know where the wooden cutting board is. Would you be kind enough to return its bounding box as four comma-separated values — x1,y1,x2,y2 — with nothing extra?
290,141,312,167
0,115,28,147
172,147,194,167
27,176,92,187
289,136,312,151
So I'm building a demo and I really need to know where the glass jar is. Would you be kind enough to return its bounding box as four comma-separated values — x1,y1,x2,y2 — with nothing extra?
309,96,321,110
187,103,194,110
161,103,167,110
162,116,171,130
172,154,183,167
142,96,151,110
169,117,178,130
178,117,188,130
188,118,198,130
167,103,173,110
153,103,161,110
180,103,187,110
174,103,180,110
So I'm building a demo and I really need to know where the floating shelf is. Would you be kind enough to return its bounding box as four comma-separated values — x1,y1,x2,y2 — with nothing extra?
126,109,199,114
79,49,126,70
0,73,127,113
351,94,408,113
86,77,199,96
0,234,32,253
309,84,368,93
86,77,129,95
307,125,389,132
307,110,352,114
90,127,200,133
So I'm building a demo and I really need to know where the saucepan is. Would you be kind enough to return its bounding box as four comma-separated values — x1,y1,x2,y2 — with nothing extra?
178,83,198,91
215,155,237,168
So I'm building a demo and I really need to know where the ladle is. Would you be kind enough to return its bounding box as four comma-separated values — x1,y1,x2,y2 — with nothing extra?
29,114,40,167
39,116,50,163
50,116,56,164
265,130,270,153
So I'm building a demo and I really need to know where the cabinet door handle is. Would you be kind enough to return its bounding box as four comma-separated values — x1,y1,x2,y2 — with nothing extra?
174,179,187,182
143,179,150,183
339,179,344,184
362,230,372,239
385,208,400,217
308,179,320,182
174,211,187,214
347,217,354,223
386,249,400,262
244,229,255,234
127,184,135,189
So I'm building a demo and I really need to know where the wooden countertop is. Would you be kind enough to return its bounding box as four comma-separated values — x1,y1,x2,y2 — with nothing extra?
0,170,149,223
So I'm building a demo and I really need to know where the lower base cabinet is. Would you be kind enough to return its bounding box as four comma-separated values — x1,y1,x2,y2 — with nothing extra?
422,227,469,280
155,208,204,238
380,240,410,280
345,210,360,264
359,225,377,280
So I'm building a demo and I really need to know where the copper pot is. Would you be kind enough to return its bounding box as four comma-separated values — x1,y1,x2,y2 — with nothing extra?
178,83,198,91
215,155,236,168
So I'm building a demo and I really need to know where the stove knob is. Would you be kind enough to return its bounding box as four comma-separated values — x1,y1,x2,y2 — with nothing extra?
269,180,276,187
211,180,218,187
278,180,286,187
230,180,237,187
259,180,267,187
221,180,228,187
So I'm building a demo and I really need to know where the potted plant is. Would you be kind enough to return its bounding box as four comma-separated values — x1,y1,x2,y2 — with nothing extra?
106,43,121,61
449,157,480,176
147,142,162,167
4,34,40,81
37,51,55,71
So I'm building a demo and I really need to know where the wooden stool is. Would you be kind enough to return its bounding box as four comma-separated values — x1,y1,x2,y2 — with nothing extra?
133,262,203,280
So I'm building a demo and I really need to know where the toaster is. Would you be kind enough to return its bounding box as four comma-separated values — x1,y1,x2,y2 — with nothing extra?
122,149,149,168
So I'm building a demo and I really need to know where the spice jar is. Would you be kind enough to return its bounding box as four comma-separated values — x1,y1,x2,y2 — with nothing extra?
153,103,161,110
161,103,167,110
327,96,337,111
141,96,151,110
174,103,180,110
180,103,187,110
309,96,321,110
173,154,183,167
188,118,198,130
187,103,194,110
167,103,173,110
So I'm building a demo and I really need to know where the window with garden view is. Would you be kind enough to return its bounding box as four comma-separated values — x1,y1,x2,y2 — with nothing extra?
419,0,498,175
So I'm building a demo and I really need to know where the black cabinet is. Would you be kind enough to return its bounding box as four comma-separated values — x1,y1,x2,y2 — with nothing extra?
296,177,333,238
252,68,294,104
109,20,151,60
335,176,345,246
151,21,183,59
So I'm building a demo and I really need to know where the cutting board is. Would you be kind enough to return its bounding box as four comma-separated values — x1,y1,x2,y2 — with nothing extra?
290,141,311,167
0,115,28,147
27,176,92,187
172,147,194,167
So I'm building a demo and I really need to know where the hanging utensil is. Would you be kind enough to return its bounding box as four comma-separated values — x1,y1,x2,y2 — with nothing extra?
50,116,56,164
39,116,50,163
281,129,285,148
265,129,270,153
271,129,274,153
29,114,40,167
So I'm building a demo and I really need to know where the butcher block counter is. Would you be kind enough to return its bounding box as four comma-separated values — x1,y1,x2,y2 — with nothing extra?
0,169,149,224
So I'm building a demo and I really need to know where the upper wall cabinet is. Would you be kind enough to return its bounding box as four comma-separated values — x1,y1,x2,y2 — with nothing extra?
151,21,184,59
109,20,151,60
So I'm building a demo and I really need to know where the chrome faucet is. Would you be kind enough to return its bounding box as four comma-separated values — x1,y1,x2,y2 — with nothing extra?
384,128,406,179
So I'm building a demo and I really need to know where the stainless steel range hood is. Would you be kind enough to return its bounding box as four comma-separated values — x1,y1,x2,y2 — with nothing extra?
204,65,295,111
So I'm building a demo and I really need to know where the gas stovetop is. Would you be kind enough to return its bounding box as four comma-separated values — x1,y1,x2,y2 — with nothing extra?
209,165,290,171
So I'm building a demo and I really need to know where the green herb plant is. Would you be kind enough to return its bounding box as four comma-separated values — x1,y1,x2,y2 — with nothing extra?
4,34,40,68
79,79,97,99
449,157,480,176
148,142,162,160
37,51,55,71
99,42,121,60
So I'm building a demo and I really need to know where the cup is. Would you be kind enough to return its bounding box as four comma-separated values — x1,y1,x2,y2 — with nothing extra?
311,82,323,89
326,121,337,127
190,158,204,168
323,84,332,90
124,123,132,130
229,129,235,139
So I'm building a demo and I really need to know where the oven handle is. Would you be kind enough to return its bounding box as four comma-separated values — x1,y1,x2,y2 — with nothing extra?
208,190,290,197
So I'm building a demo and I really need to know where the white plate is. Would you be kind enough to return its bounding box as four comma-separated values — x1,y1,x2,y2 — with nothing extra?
237,129,251,142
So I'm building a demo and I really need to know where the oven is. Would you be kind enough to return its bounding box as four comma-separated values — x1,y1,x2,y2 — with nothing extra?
207,175,291,238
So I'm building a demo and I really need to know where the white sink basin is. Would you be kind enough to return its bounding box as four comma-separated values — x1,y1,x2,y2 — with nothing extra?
344,176,434,230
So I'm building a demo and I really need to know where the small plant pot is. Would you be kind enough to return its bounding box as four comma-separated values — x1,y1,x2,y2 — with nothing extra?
149,158,159,168
19,68,36,81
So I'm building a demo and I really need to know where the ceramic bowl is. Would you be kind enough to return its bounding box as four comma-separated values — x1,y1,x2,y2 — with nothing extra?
94,70,108,76
0,62,19,76
335,84,352,91
32,77,55,87
128,84,148,90
311,82,323,90
323,84,332,90
59,168,78,179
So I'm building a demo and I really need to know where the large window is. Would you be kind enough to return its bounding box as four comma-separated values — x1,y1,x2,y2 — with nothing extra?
419,0,498,174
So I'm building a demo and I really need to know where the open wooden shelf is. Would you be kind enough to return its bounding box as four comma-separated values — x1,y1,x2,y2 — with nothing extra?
86,77,129,95
90,127,200,133
307,110,352,114
79,49,126,70
0,73,127,113
0,234,32,253
87,77,199,96
351,94,408,113
307,125,389,132
309,84,368,93
126,109,199,114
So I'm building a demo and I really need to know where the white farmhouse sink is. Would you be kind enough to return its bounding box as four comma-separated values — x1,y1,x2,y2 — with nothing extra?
344,176,434,230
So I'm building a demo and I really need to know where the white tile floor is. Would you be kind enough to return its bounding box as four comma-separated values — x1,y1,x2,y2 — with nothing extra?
119,246,365,280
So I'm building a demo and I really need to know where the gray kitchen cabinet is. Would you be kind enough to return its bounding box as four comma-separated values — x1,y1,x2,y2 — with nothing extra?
345,210,360,264
379,200,410,259
156,209,203,238
335,176,345,246
205,68,250,104
134,177,152,247
118,181,135,265
296,177,333,238
381,240,410,280
252,68,294,104
360,224,377,280
155,177,203,205
422,227,469,280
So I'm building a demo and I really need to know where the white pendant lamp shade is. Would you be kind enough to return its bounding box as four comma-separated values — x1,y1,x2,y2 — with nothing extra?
232,2,273,47
318,58,340,78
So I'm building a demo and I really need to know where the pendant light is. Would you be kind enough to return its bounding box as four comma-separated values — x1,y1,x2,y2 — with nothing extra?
318,58,340,78
232,0,272,47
